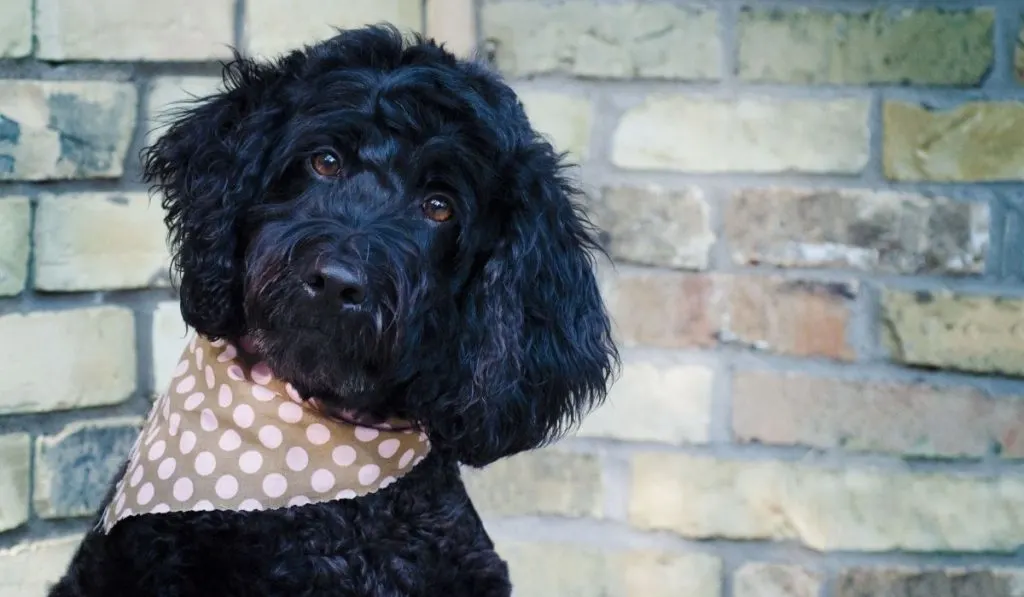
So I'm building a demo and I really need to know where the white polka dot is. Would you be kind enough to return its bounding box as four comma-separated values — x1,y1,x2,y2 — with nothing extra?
218,384,233,407
377,438,400,458
239,450,263,474
251,362,273,385
161,396,170,420
150,503,170,514
210,338,226,348
147,440,166,461
354,427,379,442
239,498,262,511
412,455,425,467
311,469,335,493
251,385,276,402
286,446,309,471
288,495,311,507
306,423,330,445
175,375,196,394
189,335,197,352
215,475,239,499
219,429,241,452
173,477,194,501
398,449,415,468
335,489,357,500
417,432,428,443
173,359,189,378
129,465,144,487
179,431,197,455
194,346,205,369
233,404,255,428
358,464,380,486
227,365,245,381
205,366,215,389
168,413,181,436
158,458,177,480
217,343,237,363
278,402,302,423
195,451,217,476
332,445,357,467
194,500,215,511
144,425,159,446
259,425,283,449
379,476,397,489
200,408,218,431
262,473,287,498
115,492,126,513
137,482,154,505
183,392,205,411
285,384,302,402
121,507,134,517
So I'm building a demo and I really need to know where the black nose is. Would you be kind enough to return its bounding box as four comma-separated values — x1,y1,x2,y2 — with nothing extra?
302,261,366,308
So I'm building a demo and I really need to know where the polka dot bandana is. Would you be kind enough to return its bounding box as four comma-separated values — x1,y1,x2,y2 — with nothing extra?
99,334,431,534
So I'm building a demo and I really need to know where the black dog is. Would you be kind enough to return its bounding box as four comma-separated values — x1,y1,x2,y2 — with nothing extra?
48,24,617,597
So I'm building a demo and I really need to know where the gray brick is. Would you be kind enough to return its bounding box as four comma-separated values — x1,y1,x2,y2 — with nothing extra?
0,433,31,533
0,197,30,296
0,535,83,596
0,0,31,58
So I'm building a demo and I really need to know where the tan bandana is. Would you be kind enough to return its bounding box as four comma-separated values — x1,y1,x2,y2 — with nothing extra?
100,334,431,533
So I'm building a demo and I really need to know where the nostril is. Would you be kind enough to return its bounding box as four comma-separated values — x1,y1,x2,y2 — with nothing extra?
339,284,365,305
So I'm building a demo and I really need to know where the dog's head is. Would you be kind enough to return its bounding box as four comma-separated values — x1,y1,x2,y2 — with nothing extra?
143,25,618,467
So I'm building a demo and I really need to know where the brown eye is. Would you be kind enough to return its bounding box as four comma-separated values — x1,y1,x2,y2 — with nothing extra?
422,193,454,223
310,150,342,177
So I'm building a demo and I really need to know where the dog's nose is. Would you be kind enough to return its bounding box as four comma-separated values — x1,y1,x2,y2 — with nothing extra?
302,261,366,308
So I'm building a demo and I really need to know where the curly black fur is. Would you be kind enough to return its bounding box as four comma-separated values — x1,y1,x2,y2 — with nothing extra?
49,25,618,597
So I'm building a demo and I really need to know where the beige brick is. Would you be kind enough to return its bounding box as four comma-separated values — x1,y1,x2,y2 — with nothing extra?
517,91,593,161
0,0,31,57
0,81,137,181
884,101,1024,182
734,564,821,597
601,269,717,349
36,0,233,60
245,0,423,58
0,433,30,533
725,188,989,275
152,301,189,393
34,193,170,291
463,448,602,518
146,76,224,145
0,197,30,296
576,353,713,445
0,307,136,415
621,550,722,597
837,568,1022,597
733,370,1024,459
881,290,1024,377
425,0,476,58
612,96,869,174
629,453,1024,552
0,535,83,596
738,8,993,86
590,185,713,270
482,1,720,80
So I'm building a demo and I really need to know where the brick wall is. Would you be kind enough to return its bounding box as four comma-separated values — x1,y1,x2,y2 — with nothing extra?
2,0,1024,595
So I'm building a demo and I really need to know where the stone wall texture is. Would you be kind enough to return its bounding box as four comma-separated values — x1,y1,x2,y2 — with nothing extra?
3,0,1024,595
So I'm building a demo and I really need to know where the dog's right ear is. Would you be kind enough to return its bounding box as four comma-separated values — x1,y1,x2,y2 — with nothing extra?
142,54,284,340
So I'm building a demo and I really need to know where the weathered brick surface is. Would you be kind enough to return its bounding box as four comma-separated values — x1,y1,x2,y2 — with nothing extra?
0,0,31,58
34,418,140,519
0,307,136,415
36,0,233,60
725,188,989,275
516,90,592,161
612,96,870,174
836,568,1022,597
463,449,603,518
146,76,222,145
0,535,83,596
884,101,1024,182
34,193,170,291
590,185,714,270
482,1,719,80
881,290,1024,377
733,370,1024,459
576,353,713,445
620,551,722,597
152,301,189,393
245,0,423,58
734,563,822,597
0,197,30,296
738,8,993,86
629,453,1024,552
0,433,30,533
1017,25,1024,83
601,269,717,349
0,81,137,181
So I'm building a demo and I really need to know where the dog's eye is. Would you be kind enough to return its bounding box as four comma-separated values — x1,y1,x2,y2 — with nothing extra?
422,194,454,223
310,150,343,178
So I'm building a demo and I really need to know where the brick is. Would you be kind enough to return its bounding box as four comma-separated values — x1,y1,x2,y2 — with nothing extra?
738,8,993,86
0,0,31,57
0,307,136,415
463,448,602,518
881,290,1024,377
629,453,1024,552
590,185,714,270
836,568,1021,597
733,370,1024,459
425,0,476,59
0,433,30,532
146,76,223,145
0,81,136,181
612,96,869,174
0,197,30,296
245,0,423,58
576,353,713,445
621,550,722,597
884,101,1024,182
482,1,720,80
34,418,141,519
601,269,717,349
734,564,822,597
36,0,233,61
517,91,593,161
1017,22,1024,83
152,301,189,393
726,188,988,275
0,535,83,596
